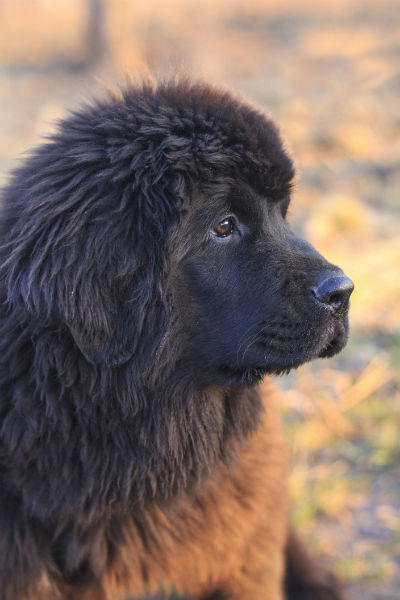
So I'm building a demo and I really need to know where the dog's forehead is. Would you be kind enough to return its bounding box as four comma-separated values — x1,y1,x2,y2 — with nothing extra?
121,81,295,199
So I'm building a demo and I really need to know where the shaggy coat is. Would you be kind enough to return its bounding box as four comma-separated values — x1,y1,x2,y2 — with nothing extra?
0,80,350,600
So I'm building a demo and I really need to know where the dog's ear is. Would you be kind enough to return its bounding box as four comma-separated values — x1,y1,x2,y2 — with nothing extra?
1,133,181,367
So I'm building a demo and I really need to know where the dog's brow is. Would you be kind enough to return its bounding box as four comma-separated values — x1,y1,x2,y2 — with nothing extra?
229,184,287,217
228,187,258,216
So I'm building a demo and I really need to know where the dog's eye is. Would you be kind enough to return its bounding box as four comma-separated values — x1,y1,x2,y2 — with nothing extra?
212,217,237,238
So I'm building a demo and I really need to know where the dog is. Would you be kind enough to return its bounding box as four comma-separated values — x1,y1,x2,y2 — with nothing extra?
0,79,353,599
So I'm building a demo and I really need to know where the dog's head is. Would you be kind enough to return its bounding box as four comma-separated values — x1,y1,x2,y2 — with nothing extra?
1,80,353,388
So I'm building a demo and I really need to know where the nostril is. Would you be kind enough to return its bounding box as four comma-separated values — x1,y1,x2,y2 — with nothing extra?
311,274,354,312
329,292,345,309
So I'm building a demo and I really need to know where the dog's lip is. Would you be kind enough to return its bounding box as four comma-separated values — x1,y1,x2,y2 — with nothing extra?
222,332,346,376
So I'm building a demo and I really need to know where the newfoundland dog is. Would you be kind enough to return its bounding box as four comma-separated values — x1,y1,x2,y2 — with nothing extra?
0,79,353,600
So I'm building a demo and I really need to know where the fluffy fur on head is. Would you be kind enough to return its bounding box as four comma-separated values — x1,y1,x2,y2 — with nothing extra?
0,79,350,600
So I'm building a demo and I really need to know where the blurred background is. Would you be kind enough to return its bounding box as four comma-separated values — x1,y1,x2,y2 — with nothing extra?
0,1,399,598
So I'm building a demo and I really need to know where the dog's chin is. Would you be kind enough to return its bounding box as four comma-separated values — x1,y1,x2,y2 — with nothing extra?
216,356,305,388
216,365,270,387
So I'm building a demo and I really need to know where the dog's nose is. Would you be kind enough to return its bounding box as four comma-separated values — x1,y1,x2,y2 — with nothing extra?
311,273,354,313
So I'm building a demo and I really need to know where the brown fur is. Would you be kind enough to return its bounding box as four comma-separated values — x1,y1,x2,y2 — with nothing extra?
59,381,288,600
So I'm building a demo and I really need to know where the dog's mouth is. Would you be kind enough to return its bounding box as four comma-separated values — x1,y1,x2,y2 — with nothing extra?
216,318,349,386
317,320,348,358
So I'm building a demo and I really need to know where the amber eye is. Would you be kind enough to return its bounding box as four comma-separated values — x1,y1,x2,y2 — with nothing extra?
212,217,237,238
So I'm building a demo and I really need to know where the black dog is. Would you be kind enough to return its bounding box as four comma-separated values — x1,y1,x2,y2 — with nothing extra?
0,79,352,599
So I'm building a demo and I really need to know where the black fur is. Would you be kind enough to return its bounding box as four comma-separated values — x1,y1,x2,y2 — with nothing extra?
0,79,350,599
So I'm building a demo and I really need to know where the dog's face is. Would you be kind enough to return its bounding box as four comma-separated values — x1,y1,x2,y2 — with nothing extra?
171,181,353,387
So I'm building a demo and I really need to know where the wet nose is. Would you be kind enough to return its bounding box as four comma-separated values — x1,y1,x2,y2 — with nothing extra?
311,273,354,313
